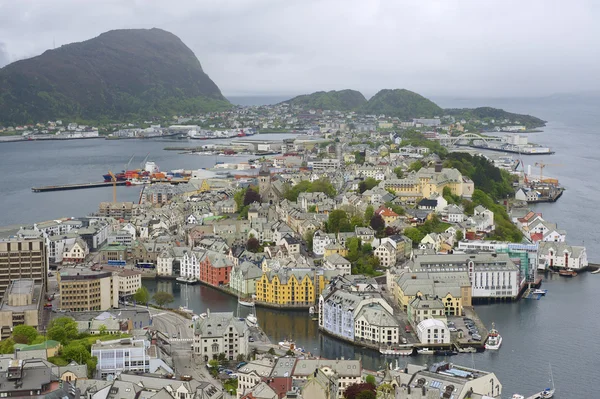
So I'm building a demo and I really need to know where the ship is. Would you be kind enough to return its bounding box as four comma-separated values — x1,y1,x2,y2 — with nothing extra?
558,268,577,277
485,322,503,350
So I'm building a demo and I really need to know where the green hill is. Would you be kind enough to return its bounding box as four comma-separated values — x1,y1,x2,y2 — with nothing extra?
444,107,546,129
360,89,443,119
283,89,367,111
0,28,231,125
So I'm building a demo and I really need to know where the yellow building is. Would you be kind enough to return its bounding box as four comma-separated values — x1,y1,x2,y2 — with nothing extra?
255,269,330,306
324,243,348,258
394,271,471,316
58,269,118,311
383,164,474,201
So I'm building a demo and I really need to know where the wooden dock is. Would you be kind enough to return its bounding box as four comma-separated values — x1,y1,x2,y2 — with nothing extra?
32,181,128,192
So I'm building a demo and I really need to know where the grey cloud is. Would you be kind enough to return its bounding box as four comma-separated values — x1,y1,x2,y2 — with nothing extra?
0,0,599,97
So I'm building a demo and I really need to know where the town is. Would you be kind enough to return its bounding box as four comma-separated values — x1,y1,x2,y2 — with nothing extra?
0,107,582,399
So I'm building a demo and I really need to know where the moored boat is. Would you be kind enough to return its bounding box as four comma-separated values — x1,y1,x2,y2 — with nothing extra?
246,314,258,326
238,298,254,307
179,305,194,314
558,268,577,277
176,276,199,284
279,339,296,350
485,322,502,350
533,289,547,295
417,348,434,355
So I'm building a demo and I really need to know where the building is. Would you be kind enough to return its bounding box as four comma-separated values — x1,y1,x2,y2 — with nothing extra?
236,358,276,399
255,268,333,306
101,266,142,298
0,238,48,300
57,269,118,311
193,310,249,361
91,337,173,379
99,243,128,265
99,202,135,220
407,296,447,326
409,253,520,301
0,359,79,399
199,251,235,287
230,261,263,296
374,242,396,268
538,242,588,271
415,318,450,344
0,279,42,339
313,230,336,256
323,254,351,276
308,158,341,171
62,238,89,263
291,359,362,397
394,361,502,399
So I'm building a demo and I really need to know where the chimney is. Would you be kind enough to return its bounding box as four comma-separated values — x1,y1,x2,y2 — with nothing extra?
206,308,210,318
434,162,443,173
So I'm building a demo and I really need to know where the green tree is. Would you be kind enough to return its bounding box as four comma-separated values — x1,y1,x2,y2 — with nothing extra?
393,167,404,179
268,348,276,355
0,338,15,354
304,230,314,252
456,230,464,242
153,291,175,307
98,325,107,335
86,356,98,378
365,375,376,385
47,317,78,344
346,237,361,262
133,287,150,305
62,343,91,363
12,325,39,344
308,205,317,213
233,189,246,210
285,349,295,356
364,205,374,222
404,227,426,246
358,178,379,194
327,210,350,233
209,359,220,369
408,160,423,172
218,352,226,362
236,354,245,362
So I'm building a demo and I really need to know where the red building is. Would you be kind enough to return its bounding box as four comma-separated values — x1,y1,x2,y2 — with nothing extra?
199,251,234,287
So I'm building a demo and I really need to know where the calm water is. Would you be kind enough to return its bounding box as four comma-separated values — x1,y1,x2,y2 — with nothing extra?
1,99,599,396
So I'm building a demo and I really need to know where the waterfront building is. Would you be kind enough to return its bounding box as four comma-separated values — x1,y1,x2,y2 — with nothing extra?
407,296,447,326
91,337,173,379
230,261,263,296
255,268,333,306
58,268,118,311
291,359,362,397
393,271,471,315
409,253,520,301
416,319,450,345
354,302,400,346
193,310,249,361
199,250,236,287
0,279,42,339
393,361,502,399
101,266,142,298
538,242,588,270
236,358,276,399
0,237,48,300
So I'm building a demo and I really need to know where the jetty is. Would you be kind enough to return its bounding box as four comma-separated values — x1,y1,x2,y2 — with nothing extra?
32,181,128,192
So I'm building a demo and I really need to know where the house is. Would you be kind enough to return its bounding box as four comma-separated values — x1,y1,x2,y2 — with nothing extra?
442,204,466,223
375,207,399,225
354,226,375,242
323,243,348,257
416,319,450,344
323,254,352,276
230,261,263,296
193,311,249,362
417,196,447,212
407,296,447,326
62,239,89,263
374,242,396,267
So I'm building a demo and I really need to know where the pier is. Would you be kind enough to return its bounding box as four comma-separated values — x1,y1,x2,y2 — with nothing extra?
32,181,128,192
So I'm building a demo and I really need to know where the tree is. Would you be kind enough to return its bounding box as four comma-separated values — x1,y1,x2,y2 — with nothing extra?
344,382,376,399
364,205,374,222
304,230,314,252
384,226,400,237
346,237,361,262
393,166,404,179
236,354,245,362
243,188,261,206
98,325,107,335
456,230,464,242
153,291,175,307
408,160,423,172
377,384,395,399
86,356,98,378
327,210,350,233
62,343,91,363
308,205,317,213
370,214,385,233
0,338,15,354
218,353,226,362
12,325,39,344
268,348,276,355
357,391,376,399
133,287,150,305
365,375,376,385
285,349,295,356
47,317,78,344
358,178,379,194
246,237,261,253
404,227,425,246
233,189,246,210
208,359,220,369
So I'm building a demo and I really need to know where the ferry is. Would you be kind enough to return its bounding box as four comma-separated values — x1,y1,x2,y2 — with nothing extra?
485,323,502,350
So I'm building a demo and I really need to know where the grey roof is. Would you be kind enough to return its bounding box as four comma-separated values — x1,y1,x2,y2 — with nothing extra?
195,311,247,337
324,253,351,266
293,359,362,377
410,253,518,272
356,303,399,328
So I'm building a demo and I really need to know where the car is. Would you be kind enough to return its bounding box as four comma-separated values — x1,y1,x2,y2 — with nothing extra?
224,369,234,375
249,337,255,342
449,327,457,332
472,333,482,341
405,325,412,333
180,375,192,381
172,333,177,338
236,362,248,369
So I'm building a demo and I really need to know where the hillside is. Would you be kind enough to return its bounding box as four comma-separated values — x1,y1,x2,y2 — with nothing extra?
444,107,546,129
360,89,443,119
0,28,230,125
283,90,367,111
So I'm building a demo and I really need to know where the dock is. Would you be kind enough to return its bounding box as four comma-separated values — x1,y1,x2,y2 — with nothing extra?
32,181,128,192
522,288,547,300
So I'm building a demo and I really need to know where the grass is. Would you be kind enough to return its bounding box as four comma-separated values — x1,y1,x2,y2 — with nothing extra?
48,356,69,366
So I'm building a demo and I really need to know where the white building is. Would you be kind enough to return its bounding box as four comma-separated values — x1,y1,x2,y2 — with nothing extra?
354,303,400,346
91,338,173,379
324,254,352,276
416,319,450,344
313,230,336,256
62,238,89,263
193,311,249,362
374,242,396,268
181,250,202,279
538,242,588,270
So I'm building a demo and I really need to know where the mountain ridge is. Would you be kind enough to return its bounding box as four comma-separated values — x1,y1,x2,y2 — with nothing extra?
0,28,230,125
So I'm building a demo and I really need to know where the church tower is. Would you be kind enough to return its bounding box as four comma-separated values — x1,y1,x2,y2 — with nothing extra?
258,163,271,203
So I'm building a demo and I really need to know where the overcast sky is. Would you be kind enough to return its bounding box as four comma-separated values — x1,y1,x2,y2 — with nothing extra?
1,0,599,98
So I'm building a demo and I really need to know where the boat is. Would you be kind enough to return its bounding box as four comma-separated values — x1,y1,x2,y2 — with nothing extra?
176,276,199,285
246,314,258,326
485,322,502,350
379,348,413,356
417,348,434,355
558,268,577,277
457,347,477,353
434,350,457,356
179,305,194,314
592,268,600,274
533,289,547,296
279,339,296,350
308,306,316,315
238,298,254,307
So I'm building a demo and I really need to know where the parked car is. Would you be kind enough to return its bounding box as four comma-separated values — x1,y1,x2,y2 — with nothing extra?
236,362,248,369
472,333,482,341
449,327,457,332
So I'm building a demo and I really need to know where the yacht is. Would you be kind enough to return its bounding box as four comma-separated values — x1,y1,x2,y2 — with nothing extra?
533,289,547,295
485,322,502,350
246,314,258,326
279,339,296,350
417,348,434,355
238,298,254,307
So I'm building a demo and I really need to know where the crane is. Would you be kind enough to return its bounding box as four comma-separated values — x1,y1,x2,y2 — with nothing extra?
534,161,562,183
124,155,135,171
108,170,117,203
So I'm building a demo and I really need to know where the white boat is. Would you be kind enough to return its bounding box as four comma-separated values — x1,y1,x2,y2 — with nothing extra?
179,306,194,314
176,276,199,285
592,268,600,274
238,298,254,307
279,339,296,350
417,348,434,355
246,314,258,326
308,306,316,315
199,312,207,319
485,322,502,350
533,289,547,295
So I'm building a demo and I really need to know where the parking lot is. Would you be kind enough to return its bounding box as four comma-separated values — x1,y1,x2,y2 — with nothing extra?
448,315,486,345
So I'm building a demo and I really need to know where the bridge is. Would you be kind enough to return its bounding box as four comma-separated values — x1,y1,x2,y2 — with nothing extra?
449,133,502,146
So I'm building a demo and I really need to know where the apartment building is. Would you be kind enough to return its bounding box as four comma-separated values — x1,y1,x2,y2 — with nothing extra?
193,311,249,362
57,269,118,311
0,238,48,299
0,279,42,339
